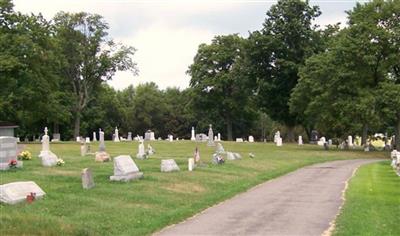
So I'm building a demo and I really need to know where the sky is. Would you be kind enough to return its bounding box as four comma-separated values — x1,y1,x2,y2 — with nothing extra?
13,0,366,90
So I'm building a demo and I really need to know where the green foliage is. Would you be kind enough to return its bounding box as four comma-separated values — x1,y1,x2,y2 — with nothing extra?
188,34,256,140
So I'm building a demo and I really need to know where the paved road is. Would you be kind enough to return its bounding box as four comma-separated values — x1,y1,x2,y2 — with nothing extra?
155,159,381,236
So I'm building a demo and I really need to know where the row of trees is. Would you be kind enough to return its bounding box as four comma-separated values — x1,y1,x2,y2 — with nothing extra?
1,0,399,150
188,0,399,150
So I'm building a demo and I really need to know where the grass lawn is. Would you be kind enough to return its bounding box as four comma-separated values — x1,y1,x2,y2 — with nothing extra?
0,141,386,235
333,161,400,236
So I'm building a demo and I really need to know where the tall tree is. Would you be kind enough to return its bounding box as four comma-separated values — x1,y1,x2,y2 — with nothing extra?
188,34,255,140
53,12,138,138
247,0,321,141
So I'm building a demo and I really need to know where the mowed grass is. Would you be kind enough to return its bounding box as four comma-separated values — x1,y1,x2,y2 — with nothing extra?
334,161,400,236
0,141,385,235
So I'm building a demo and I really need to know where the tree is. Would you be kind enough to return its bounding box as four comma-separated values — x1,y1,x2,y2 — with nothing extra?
247,0,321,141
188,34,255,140
53,12,138,138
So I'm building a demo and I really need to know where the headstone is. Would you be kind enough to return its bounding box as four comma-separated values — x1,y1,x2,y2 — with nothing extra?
161,159,180,172
276,137,282,147
0,181,45,204
39,127,58,167
310,130,319,143
328,139,333,146
190,127,196,141
76,137,80,142
248,136,254,143
348,135,353,147
81,168,95,189
298,136,303,145
85,137,90,143
168,135,173,142
226,152,242,160
110,155,143,181
127,132,132,141
317,137,326,146
52,133,60,142
217,133,221,141
236,138,244,142
274,131,281,143
207,124,215,146
214,136,218,141
0,136,22,170
136,140,147,159
92,131,97,142
216,143,225,154
194,147,200,163
188,158,195,171
80,141,88,157
95,129,110,162
114,127,120,142
196,134,208,142
150,132,155,140
147,144,155,155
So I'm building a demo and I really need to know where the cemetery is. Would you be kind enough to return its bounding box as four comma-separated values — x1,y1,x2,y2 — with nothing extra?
1,0,399,235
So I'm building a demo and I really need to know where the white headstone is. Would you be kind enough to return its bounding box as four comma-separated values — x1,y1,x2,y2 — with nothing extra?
217,133,221,141
276,137,282,147
114,127,120,142
226,152,241,160
188,158,194,171
191,127,196,141
110,155,143,181
298,136,303,145
168,135,173,142
0,181,46,204
137,141,147,159
348,135,353,147
248,136,254,143
39,127,58,167
127,132,132,141
99,129,106,152
161,159,180,172
92,132,97,142
216,143,225,154
274,131,281,143
236,138,244,142
85,137,90,143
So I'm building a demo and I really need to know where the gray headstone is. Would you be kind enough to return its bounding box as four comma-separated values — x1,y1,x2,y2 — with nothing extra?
0,181,46,204
0,136,22,170
81,168,95,189
99,129,105,152
207,124,215,146
161,159,180,172
110,155,143,181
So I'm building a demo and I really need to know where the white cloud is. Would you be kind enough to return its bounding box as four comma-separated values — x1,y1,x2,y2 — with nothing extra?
109,24,213,90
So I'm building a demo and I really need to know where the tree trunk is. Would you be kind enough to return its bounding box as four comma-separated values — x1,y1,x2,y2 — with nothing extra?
227,116,233,141
74,112,81,139
361,124,368,145
287,126,295,142
396,114,400,152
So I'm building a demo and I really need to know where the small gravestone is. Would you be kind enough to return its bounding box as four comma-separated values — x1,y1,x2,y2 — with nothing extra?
248,136,254,143
95,129,110,162
276,137,282,146
114,127,120,142
81,168,95,189
317,137,326,146
0,136,23,170
80,141,88,157
207,124,215,146
274,131,281,143
188,158,195,171
85,137,90,143
236,138,244,142
191,127,196,141
194,147,200,163
147,144,155,155
127,132,132,141
298,136,303,145
136,140,147,159
328,139,333,146
52,133,61,142
161,159,180,172
0,181,46,204
348,135,353,147
110,155,143,181
145,130,155,140
168,135,173,142
217,133,221,141
226,152,241,160
215,143,225,154
39,127,58,167
93,131,97,142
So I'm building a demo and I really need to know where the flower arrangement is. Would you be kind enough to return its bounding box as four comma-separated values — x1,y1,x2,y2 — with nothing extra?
18,151,32,160
56,158,65,166
26,192,36,203
9,159,18,169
